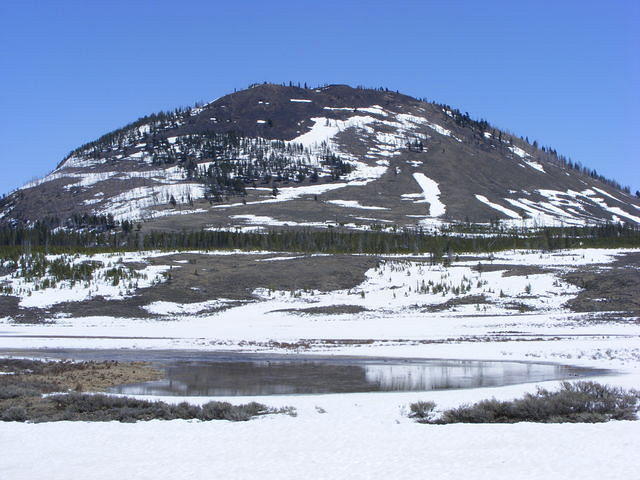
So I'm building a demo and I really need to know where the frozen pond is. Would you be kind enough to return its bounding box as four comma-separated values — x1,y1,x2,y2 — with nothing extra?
0,349,606,396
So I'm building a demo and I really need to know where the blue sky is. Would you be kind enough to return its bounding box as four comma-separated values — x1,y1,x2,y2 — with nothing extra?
1,0,638,194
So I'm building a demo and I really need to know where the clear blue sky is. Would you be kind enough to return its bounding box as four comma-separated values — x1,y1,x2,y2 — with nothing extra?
1,0,638,195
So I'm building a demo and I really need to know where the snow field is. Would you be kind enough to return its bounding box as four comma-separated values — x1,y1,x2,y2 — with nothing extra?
1,409,638,480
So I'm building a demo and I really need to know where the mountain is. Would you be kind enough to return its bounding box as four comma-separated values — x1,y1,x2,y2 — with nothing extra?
2,83,639,231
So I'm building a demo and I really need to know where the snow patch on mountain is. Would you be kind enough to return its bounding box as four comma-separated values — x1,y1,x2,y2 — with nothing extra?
103,183,206,221
229,215,331,228
211,182,364,211
586,196,640,224
19,166,190,194
523,160,546,173
534,189,640,225
327,200,389,210
508,145,546,174
505,198,577,227
60,156,104,169
475,195,521,219
226,214,389,231
358,106,389,117
509,146,529,158
412,173,446,217
592,187,624,204
290,116,378,150
426,121,451,137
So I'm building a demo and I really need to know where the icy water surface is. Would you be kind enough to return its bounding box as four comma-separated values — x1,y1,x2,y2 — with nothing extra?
0,349,603,396
113,358,594,396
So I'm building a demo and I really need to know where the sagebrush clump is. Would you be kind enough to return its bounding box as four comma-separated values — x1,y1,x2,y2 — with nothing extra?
410,381,639,424
45,393,276,423
408,401,436,422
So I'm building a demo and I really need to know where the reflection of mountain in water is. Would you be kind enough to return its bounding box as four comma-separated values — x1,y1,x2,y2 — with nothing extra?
112,358,583,397
363,361,569,391
114,361,374,396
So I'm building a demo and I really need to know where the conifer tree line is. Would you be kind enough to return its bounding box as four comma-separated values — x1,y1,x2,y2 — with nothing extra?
0,222,638,259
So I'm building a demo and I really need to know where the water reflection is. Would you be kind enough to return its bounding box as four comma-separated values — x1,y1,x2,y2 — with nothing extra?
111,358,585,397
363,361,573,391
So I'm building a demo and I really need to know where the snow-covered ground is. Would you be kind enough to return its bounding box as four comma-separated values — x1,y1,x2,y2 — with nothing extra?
1,247,639,479
0,252,170,308
1,248,638,352
2,402,638,480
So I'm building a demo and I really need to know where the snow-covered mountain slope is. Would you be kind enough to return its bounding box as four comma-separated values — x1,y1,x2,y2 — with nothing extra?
2,83,639,229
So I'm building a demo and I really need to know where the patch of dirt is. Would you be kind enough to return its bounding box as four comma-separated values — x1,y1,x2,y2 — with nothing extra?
422,295,489,312
149,253,379,299
471,263,554,277
564,253,640,315
0,358,162,392
502,302,536,313
269,304,369,315
0,296,57,324
0,295,21,319
0,263,16,277
0,358,163,422
48,296,153,320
